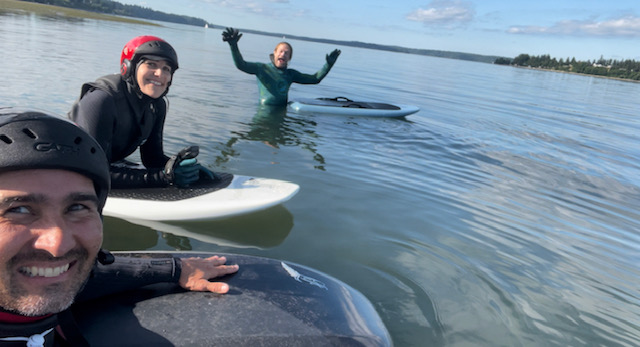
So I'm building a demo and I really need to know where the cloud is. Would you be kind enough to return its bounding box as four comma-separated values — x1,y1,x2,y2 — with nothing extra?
407,0,475,27
508,16,640,37
202,0,287,15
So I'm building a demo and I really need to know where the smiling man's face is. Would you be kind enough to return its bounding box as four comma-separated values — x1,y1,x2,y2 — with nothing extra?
0,169,102,316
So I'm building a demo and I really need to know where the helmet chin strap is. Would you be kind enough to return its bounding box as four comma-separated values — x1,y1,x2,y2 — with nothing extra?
123,70,145,100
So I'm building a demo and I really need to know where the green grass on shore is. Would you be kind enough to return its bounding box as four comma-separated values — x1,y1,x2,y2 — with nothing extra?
0,0,158,26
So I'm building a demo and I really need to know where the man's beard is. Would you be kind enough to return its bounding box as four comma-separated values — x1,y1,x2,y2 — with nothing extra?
0,248,94,316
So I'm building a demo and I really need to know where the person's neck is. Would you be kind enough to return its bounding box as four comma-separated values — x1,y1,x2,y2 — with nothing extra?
0,310,53,324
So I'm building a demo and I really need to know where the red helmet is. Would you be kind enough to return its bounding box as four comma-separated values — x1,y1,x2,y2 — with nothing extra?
120,36,179,78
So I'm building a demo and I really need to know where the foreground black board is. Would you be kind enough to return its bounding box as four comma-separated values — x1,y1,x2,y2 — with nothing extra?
72,252,392,346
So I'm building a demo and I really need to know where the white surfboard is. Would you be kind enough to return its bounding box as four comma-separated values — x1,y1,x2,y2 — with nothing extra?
289,96,419,117
103,173,299,222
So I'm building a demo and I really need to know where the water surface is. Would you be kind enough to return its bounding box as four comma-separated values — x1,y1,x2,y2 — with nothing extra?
2,13,639,346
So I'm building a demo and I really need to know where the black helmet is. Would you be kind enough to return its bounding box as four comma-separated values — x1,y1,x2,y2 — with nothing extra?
0,108,110,212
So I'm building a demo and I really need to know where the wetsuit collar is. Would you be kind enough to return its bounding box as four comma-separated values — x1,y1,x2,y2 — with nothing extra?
0,311,53,324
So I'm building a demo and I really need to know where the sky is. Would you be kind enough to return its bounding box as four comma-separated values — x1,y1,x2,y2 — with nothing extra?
116,0,640,61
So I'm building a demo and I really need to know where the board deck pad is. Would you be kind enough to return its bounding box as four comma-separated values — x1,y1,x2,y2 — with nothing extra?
305,97,401,110
71,252,392,346
108,173,234,201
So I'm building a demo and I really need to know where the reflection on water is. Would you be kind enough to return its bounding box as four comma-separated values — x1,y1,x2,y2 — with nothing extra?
103,205,293,251
217,105,326,170
102,217,160,251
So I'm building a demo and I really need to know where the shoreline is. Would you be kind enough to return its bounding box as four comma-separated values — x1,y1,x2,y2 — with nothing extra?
4,0,636,83
512,65,640,84
0,0,158,26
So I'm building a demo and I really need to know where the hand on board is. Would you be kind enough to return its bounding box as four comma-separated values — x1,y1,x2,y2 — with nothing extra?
179,256,239,294
198,165,217,182
173,158,201,187
164,146,210,187
222,27,242,44
326,49,341,66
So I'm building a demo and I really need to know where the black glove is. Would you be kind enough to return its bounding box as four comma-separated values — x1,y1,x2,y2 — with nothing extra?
164,146,200,187
164,146,217,187
326,49,341,66
222,27,242,44
173,158,201,187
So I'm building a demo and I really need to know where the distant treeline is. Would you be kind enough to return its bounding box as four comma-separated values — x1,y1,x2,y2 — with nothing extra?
21,0,209,26
19,0,500,64
495,54,640,81
237,28,502,64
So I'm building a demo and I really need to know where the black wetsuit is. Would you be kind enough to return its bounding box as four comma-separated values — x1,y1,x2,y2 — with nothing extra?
69,74,170,189
0,252,182,346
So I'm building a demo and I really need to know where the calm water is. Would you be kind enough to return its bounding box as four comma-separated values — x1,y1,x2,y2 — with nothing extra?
2,12,640,347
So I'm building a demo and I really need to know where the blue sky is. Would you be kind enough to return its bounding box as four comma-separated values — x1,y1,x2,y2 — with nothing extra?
117,0,640,61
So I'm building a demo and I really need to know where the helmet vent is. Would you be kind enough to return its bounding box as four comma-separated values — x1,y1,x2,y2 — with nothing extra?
22,128,37,139
74,136,82,145
0,135,12,144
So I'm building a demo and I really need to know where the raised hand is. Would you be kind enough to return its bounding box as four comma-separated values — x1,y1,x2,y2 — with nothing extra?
222,27,242,43
326,49,341,66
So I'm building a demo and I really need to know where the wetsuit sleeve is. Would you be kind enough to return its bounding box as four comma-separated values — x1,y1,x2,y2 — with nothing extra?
139,99,170,169
290,62,334,84
109,165,169,189
75,255,183,302
228,41,261,75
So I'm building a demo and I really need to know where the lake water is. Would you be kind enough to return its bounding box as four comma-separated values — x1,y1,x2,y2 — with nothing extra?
2,11,639,347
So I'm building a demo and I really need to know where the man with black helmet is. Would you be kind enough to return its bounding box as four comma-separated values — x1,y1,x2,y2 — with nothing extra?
0,108,238,346
69,36,213,189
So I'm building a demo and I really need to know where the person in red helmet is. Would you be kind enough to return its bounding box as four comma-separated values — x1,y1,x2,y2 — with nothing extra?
69,36,214,189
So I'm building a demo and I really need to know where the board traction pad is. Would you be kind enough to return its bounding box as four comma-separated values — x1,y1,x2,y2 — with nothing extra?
305,97,400,110
108,172,234,201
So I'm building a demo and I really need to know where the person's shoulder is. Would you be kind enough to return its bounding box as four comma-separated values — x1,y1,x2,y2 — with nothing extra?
256,61,272,69
78,83,119,113
82,85,114,102
82,74,123,94
96,74,126,88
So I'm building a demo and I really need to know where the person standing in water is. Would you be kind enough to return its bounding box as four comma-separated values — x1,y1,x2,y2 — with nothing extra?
222,27,341,106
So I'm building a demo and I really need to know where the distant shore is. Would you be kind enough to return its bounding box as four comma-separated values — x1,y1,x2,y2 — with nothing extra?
4,0,501,64
5,0,634,83
0,0,157,26
512,65,640,84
